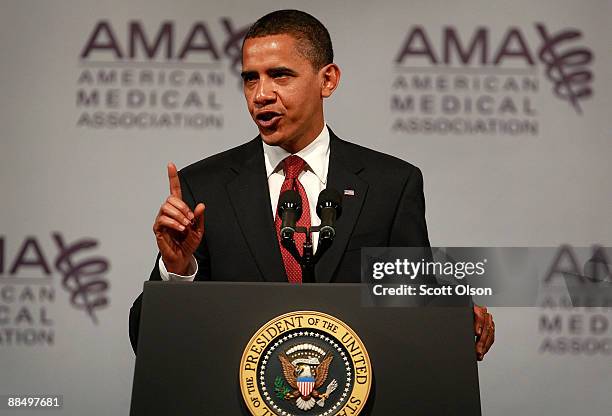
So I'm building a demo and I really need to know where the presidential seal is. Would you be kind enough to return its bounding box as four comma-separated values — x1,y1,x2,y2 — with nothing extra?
239,311,372,416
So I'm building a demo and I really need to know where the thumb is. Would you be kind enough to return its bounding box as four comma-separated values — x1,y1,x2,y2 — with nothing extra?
193,203,205,233
474,306,483,336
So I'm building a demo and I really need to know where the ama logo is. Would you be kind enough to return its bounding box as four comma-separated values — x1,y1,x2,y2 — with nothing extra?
1,233,110,323
79,19,250,77
538,245,611,356
395,23,594,114
75,19,251,130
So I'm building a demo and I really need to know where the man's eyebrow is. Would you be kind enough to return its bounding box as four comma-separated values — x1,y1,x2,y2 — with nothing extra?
240,67,299,80
240,70,257,80
268,67,298,76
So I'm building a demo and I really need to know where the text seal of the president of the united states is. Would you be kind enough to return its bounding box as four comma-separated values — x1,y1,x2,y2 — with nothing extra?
240,311,372,416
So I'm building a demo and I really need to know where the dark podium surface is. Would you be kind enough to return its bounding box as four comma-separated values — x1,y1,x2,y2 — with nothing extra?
130,282,481,415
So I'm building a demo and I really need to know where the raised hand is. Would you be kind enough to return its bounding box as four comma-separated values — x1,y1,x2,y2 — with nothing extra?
153,162,205,275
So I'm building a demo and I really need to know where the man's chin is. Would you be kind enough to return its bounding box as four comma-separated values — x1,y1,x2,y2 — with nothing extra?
260,130,286,147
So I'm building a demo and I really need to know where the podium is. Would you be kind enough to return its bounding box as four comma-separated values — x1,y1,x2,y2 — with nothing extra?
130,282,481,415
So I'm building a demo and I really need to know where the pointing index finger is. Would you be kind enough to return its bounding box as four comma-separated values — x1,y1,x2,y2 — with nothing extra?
167,162,182,199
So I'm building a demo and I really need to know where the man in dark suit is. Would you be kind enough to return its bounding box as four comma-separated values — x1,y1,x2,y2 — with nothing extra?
130,9,494,359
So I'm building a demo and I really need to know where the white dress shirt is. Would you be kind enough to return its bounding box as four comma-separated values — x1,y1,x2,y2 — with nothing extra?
159,125,331,281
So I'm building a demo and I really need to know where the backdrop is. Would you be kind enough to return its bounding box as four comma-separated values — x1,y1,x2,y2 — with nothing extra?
1,0,610,415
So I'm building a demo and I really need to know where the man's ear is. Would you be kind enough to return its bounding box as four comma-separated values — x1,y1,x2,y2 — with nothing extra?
320,63,341,98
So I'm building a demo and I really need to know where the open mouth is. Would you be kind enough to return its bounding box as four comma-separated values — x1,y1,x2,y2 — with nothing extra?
256,111,282,128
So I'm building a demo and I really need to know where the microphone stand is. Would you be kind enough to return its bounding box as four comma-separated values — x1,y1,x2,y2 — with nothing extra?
280,226,334,284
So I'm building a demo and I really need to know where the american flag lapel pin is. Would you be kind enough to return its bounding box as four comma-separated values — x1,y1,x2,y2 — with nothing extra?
343,189,355,196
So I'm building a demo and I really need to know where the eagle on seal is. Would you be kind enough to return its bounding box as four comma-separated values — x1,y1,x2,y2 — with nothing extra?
278,352,335,411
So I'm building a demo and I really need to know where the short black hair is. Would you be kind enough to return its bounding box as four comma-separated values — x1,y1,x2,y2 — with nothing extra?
243,9,334,70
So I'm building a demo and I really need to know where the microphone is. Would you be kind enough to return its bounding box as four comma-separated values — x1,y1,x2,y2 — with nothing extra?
316,189,342,240
277,190,302,240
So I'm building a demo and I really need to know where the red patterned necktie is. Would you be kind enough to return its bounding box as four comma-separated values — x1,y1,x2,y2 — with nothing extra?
275,155,311,283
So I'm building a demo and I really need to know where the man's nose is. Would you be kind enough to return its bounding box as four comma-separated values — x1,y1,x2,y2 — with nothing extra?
254,78,276,106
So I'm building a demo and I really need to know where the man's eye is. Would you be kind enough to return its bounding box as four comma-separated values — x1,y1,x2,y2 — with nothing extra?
272,73,291,79
243,78,257,87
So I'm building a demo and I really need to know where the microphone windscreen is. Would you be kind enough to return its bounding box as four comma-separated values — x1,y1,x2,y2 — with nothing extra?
279,189,301,206
278,189,302,230
316,188,342,217
278,189,302,218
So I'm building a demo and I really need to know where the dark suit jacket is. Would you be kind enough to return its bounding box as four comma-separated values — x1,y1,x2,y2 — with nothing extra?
129,129,430,351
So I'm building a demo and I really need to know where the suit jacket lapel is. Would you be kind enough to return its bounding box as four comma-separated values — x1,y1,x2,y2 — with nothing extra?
226,138,287,282
315,131,368,283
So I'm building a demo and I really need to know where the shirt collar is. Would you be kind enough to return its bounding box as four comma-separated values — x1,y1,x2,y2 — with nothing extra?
263,125,330,185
